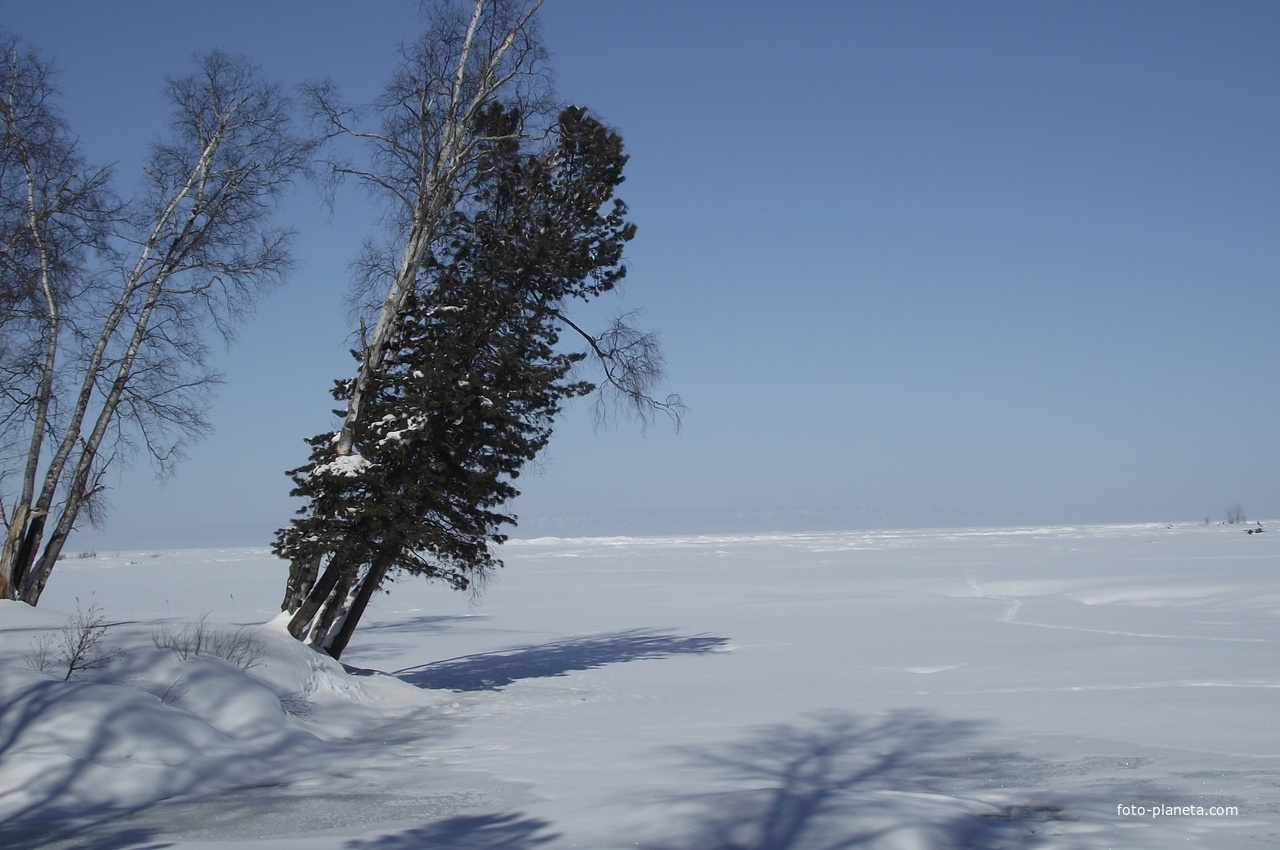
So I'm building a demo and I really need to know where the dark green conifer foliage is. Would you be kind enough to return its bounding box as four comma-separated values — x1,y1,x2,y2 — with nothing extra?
275,106,650,656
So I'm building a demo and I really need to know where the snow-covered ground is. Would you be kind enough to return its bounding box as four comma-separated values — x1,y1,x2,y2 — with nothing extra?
3,522,1279,848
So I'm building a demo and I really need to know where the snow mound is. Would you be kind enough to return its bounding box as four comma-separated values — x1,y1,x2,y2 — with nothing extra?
0,600,446,844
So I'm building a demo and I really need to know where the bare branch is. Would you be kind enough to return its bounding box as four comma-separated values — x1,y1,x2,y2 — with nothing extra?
556,309,684,431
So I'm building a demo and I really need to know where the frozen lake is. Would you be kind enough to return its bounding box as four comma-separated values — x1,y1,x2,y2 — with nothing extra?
5,521,1279,848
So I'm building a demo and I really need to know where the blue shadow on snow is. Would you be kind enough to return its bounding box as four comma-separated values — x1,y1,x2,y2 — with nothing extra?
394,628,729,691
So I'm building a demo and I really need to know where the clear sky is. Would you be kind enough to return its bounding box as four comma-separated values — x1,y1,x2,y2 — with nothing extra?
4,0,1278,547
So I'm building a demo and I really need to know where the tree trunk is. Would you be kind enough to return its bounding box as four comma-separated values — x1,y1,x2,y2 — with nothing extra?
287,549,350,639
283,552,324,612
9,509,47,602
19,514,72,605
0,505,30,600
307,572,353,646
323,557,391,660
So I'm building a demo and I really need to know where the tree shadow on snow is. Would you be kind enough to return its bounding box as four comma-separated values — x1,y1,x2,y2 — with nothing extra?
642,710,1087,850
394,628,729,691
0,675,456,849
0,683,173,850
360,613,492,634
345,811,558,849
0,805,172,850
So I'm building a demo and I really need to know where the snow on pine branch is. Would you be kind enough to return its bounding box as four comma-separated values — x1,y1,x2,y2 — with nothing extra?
312,454,374,478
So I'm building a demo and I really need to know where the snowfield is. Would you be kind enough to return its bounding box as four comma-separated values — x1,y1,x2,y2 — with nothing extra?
2,522,1279,848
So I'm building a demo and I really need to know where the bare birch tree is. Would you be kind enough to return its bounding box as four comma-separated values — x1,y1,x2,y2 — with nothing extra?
0,35,114,601
0,42,309,604
278,0,549,636
313,0,551,460
277,0,680,658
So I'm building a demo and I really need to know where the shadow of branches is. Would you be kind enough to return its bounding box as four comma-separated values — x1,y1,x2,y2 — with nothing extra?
0,675,434,848
0,805,170,850
643,710,1075,850
360,614,491,634
395,628,729,691
345,811,558,849
0,680,170,849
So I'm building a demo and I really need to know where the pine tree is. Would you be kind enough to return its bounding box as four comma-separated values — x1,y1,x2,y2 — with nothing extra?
276,105,675,657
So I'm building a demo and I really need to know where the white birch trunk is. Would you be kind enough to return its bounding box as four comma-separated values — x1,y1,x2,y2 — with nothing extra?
282,0,547,629
330,0,544,458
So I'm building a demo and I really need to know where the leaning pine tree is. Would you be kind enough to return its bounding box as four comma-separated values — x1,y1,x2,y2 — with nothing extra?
275,104,679,658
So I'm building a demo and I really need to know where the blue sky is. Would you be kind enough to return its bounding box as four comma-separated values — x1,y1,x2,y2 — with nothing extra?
4,1,1278,546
